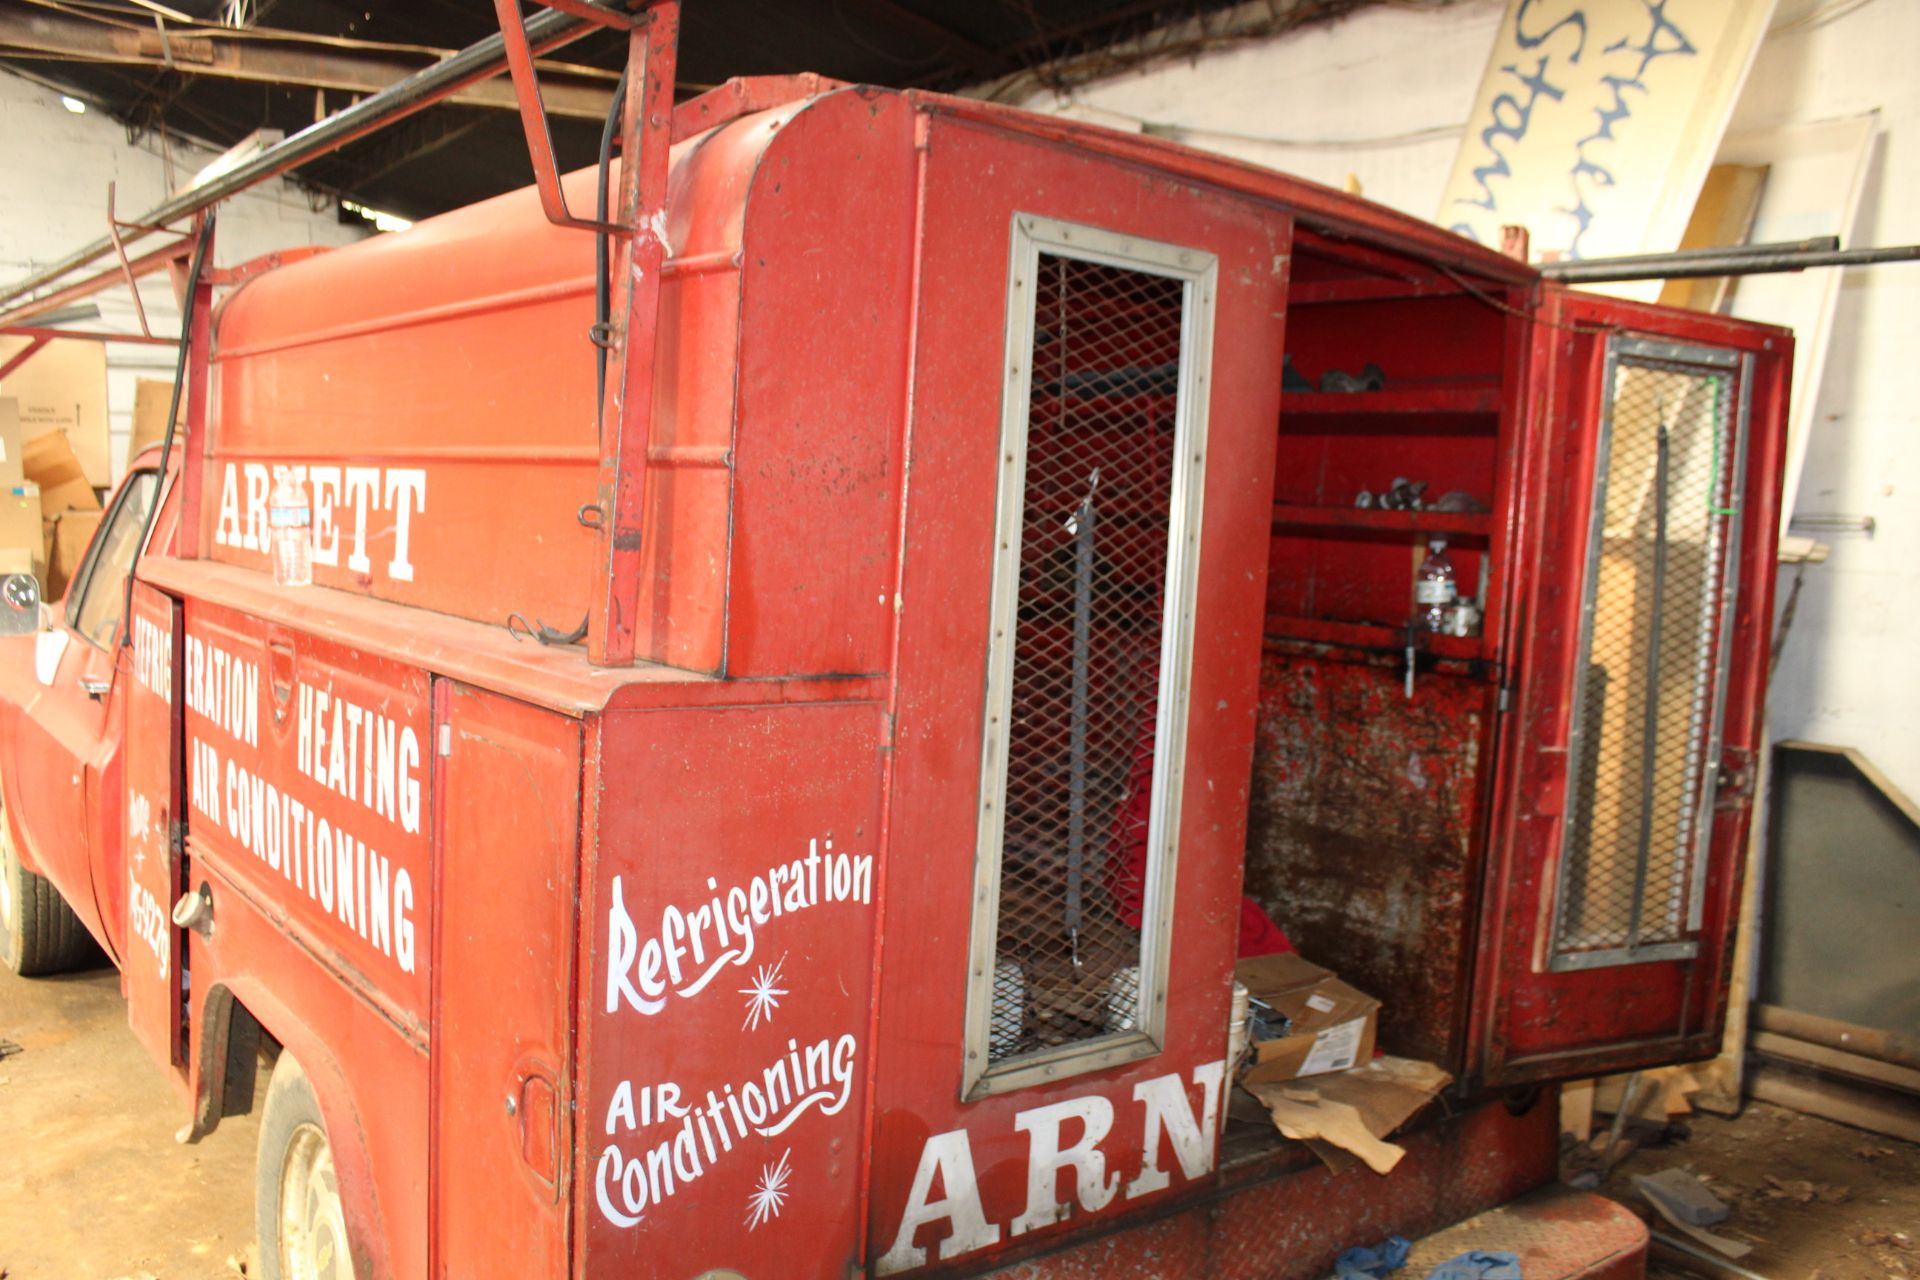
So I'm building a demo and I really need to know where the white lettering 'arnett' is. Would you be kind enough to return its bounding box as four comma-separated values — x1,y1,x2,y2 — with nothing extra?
604,839,874,1017
875,1060,1226,1275
213,461,426,584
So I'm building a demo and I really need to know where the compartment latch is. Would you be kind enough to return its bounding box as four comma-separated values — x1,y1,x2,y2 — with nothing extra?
1714,747,1756,807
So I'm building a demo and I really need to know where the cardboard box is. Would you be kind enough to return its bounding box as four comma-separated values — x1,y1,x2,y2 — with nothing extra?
1236,952,1381,1085
23,429,101,515
0,398,23,486
0,482,46,583
130,377,183,470
0,336,111,487
44,509,104,601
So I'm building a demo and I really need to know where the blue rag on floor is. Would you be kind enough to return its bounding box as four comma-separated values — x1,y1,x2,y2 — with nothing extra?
1335,1236,1410,1280
1425,1251,1522,1280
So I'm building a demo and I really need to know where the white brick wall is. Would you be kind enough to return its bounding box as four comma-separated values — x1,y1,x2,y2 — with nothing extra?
1012,0,1920,796
0,69,370,480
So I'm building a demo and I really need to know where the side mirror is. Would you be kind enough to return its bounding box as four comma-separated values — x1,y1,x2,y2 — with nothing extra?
33,625,69,686
0,573,40,637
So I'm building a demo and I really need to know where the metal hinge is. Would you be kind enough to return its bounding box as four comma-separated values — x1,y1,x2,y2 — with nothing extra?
169,818,187,859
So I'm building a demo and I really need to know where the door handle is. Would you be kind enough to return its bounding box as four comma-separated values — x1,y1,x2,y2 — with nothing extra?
80,675,111,701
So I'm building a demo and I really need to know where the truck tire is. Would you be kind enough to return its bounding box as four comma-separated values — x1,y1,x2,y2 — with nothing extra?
0,813,98,976
257,1051,359,1280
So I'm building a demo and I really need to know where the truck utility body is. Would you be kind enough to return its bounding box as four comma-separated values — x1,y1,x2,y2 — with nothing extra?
0,63,1788,1280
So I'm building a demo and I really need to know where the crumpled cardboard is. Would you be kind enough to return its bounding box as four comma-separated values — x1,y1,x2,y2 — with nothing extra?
1244,1055,1452,1175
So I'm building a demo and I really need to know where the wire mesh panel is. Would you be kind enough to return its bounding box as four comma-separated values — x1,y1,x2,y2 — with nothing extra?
1551,341,1748,969
968,218,1214,1088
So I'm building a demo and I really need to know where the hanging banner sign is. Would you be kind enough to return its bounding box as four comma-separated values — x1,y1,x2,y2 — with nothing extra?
1437,0,1776,299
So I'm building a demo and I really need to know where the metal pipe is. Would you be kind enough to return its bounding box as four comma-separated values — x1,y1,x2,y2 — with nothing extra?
0,238,193,332
1628,423,1670,951
1568,236,1837,269
0,325,179,346
0,6,599,312
1546,241,1920,283
1066,477,1098,959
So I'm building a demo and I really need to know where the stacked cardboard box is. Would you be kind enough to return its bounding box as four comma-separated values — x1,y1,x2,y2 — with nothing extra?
130,377,182,470
0,335,112,486
29,429,103,600
1230,951,1451,1176
1235,951,1381,1085
0,398,40,580
0,395,106,593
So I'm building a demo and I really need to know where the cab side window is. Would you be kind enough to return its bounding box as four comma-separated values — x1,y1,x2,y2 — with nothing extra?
69,470,158,650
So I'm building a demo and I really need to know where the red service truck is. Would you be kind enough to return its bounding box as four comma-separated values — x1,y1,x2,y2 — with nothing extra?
0,17,1790,1280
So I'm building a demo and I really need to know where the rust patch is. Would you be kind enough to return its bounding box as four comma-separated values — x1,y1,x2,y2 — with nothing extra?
1242,648,1495,1067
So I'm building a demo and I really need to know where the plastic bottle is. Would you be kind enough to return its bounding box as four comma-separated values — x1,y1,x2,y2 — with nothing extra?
1414,537,1456,632
269,466,313,588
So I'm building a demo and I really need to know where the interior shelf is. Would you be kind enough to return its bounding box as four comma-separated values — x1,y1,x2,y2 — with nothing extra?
1264,615,1490,662
1282,385,1503,417
1270,504,1492,538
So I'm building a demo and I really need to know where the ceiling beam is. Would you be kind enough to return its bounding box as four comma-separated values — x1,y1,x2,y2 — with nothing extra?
836,0,1005,80
0,4,617,119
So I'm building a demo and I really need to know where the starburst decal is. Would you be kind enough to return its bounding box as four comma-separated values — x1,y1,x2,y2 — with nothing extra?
745,1148,792,1230
739,953,789,1032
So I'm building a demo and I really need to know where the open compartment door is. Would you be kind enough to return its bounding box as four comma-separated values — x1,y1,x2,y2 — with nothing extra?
1471,291,1790,1088
124,581,189,1092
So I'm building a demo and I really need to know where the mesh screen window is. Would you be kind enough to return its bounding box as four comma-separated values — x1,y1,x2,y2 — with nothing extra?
967,216,1215,1091
1551,339,1749,971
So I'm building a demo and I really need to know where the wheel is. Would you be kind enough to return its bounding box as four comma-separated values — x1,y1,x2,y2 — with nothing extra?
0,810,99,976
257,1051,358,1280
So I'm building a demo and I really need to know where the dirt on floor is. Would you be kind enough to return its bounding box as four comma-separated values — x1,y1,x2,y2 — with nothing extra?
0,962,260,1280
5,955,1917,1279
1602,1104,1920,1280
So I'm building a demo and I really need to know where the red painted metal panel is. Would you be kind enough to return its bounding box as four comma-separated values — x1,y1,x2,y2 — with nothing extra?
867,116,1290,1273
2,466,157,957
182,598,433,1038
187,855,429,1279
577,700,886,1279
721,88,917,680
123,582,188,1090
432,683,580,1276
1469,288,1793,1086
977,1096,1558,1279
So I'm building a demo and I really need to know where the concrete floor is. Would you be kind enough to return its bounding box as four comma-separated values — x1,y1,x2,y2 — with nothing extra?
6,957,1916,1279
0,962,258,1279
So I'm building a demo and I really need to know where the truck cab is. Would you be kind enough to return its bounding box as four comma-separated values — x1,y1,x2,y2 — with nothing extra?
0,69,1790,1280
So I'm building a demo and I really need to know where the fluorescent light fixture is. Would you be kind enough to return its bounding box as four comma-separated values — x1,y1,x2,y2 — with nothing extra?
341,200,413,234
59,95,86,114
